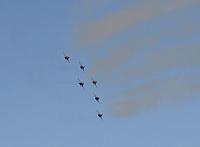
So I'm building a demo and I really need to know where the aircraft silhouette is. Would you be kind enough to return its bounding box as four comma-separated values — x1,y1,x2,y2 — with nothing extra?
94,94,100,103
78,79,84,88
91,78,97,87
63,54,70,63
79,62,85,71
97,111,103,120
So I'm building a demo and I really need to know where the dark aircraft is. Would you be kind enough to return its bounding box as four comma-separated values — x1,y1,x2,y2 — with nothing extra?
79,62,85,71
63,54,70,63
97,111,103,120
91,78,97,87
94,94,100,103
78,79,84,88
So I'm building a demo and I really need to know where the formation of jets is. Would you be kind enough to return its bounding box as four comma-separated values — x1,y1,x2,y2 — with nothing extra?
64,54,103,120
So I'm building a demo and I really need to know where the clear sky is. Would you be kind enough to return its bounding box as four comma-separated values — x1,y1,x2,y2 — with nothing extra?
0,0,200,147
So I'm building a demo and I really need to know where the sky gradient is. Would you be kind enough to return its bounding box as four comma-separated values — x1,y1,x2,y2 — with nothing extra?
0,0,200,147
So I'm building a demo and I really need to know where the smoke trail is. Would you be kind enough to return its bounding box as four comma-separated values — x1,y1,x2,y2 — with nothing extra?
79,0,199,47
72,0,200,119
122,45,200,79
88,47,133,77
87,43,200,86
104,45,200,118
87,36,158,78
109,95,160,118
108,72,200,118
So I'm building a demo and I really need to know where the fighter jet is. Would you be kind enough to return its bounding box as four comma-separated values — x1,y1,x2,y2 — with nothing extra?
94,94,100,103
63,53,70,63
97,111,103,120
91,78,97,87
79,62,85,71
78,79,84,88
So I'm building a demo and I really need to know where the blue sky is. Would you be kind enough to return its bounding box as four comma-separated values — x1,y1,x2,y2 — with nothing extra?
0,0,200,147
